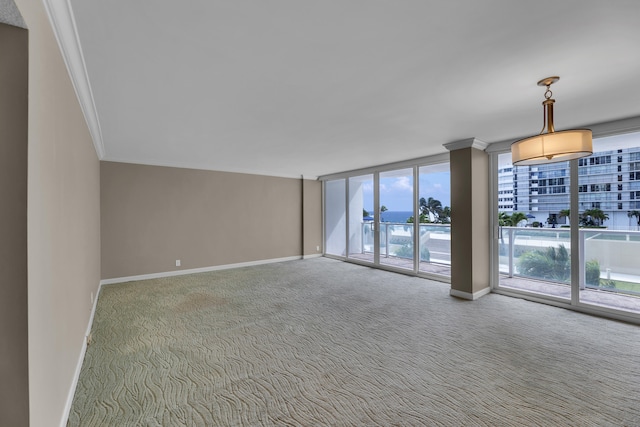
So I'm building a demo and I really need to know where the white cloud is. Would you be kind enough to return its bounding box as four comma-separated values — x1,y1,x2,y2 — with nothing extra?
391,176,412,192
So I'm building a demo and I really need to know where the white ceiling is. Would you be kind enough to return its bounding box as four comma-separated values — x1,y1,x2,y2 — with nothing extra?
65,0,640,179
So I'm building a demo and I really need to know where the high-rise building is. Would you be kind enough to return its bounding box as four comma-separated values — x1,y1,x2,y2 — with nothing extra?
498,145,640,230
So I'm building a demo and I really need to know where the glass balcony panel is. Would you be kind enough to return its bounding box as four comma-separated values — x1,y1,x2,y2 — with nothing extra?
379,223,414,270
499,227,572,300
419,224,451,276
580,225,640,313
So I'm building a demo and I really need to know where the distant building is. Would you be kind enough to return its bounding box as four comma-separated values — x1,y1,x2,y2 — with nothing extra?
497,166,515,211
498,147,640,230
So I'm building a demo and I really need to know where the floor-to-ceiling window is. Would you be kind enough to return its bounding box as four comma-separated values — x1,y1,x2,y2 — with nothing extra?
321,155,451,281
379,168,414,270
496,154,572,301
577,132,640,314
491,130,640,320
348,174,374,263
325,179,346,257
418,164,452,277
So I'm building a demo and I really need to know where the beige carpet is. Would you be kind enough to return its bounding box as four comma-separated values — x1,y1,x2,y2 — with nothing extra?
69,258,640,426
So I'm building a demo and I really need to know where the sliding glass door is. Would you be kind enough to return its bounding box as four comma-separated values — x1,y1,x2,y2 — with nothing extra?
323,157,451,281
379,168,415,270
325,179,346,257
496,153,572,301
348,174,374,263
493,131,640,318
418,164,452,277
577,133,640,314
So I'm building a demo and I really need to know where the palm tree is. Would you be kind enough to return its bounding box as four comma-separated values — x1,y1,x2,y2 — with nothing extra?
439,206,451,224
509,212,528,227
419,197,443,222
628,210,640,230
407,212,432,224
498,212,512,226
379,205,388,222
428,197,443,220
550,209,571,227
594,209,609,226
418,198,426,215
497,212,512,247
583,208,609,227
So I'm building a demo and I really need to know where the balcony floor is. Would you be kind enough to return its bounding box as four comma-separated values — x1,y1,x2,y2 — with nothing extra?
346,253,640,315
499,275,640,314
348,253,452,276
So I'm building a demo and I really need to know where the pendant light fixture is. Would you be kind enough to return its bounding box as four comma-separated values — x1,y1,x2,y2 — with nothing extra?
511,76,592,166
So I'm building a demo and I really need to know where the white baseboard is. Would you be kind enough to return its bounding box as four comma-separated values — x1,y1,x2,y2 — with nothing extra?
100,256,303,285
60,282,102,427
450,286,491,301
303,253,323,259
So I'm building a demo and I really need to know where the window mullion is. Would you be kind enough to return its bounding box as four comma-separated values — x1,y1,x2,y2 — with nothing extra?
570,159,580,306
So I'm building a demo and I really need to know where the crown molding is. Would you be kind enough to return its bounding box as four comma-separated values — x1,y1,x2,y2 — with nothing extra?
42,0,105,158
443,137,488,152
0,0,27,28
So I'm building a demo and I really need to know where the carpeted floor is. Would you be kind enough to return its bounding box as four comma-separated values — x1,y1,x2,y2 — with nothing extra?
69,258,640,426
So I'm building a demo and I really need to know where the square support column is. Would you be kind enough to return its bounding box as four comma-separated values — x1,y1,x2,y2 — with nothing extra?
445,138,491,300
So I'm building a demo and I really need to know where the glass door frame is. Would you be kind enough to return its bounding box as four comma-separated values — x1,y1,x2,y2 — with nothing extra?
488,127,640,324
377,167,418,272
321,152,451,282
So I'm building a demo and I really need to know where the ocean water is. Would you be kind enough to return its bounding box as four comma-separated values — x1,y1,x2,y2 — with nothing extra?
378,211,414,223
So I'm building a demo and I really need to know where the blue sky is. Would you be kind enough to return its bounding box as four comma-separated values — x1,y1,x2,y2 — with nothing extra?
362,171,451,212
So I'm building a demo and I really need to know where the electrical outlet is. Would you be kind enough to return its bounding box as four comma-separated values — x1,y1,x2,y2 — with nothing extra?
90,292,94,304
316,245,320,252
176,260,181,267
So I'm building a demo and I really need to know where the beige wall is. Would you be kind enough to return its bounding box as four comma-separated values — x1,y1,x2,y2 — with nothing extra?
0,22,29,427
101,162,322,279
303,179,323,256
14,0,102,425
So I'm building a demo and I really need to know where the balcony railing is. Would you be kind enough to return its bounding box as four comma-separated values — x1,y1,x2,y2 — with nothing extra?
354,222,640,314
499,226,640,313
353,222,452,276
